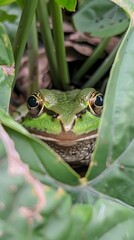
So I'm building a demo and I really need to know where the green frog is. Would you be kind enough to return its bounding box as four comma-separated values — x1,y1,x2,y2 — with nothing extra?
21,88,103,167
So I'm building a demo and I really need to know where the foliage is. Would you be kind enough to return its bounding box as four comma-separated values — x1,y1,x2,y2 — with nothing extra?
55,0,77,11
73,0,129,37
1,152,134,239
0,0,134,239
0,24,14,111
0,4,21,43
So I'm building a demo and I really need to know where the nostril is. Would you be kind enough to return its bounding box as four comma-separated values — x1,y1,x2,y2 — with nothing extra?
76,109,87,118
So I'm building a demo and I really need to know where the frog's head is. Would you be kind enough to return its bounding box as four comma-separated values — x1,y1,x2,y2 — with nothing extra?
22,88,103,142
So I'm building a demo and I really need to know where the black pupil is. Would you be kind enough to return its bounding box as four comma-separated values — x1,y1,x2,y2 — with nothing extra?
95,95,103,106
27,96,38,108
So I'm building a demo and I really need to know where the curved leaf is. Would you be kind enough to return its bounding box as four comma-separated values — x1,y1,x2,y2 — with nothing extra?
0,108,80,185
1,150,134,239
90,140,134,206
89,17,134,179
73,0,129,37
85,0,134,206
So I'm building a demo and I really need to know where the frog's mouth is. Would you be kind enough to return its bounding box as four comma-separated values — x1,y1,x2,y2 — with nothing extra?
28,129,98,146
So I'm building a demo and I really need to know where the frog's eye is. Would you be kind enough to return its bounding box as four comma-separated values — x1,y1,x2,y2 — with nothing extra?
95,94,103,107
27,96,38,108
88,92,103,116
27,92,43,116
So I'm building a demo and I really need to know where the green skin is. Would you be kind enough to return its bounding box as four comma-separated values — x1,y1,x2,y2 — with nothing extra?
21,88,101,147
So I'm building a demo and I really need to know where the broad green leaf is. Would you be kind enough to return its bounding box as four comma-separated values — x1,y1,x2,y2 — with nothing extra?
0,108,80,185
0,24,14,111
55,0,77,11
90,140,134,206
40,191,72,240
1,152,134,239
1,157,134,240
85,0,134,207
73,0,129,37
88,17,134,179
0,0,16,6
83,199,134,239
68,205,92,239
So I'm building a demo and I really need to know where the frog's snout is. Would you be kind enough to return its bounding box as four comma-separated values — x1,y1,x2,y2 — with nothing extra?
58,115,76,132
63,123,73,132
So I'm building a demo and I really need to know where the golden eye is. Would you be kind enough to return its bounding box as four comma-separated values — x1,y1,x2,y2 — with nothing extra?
89,92,103,116
27,91,43,116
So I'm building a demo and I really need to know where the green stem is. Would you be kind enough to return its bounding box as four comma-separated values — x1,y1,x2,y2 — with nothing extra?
50,0,70,90
13,0,38,85
37,0,60,89
73,38,110,83
82,40,121,88
28,15,39,95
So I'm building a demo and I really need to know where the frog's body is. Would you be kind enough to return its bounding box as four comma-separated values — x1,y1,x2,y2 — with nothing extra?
21,88,103,166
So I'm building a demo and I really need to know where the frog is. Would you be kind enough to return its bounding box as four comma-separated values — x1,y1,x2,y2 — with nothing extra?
21,88,103,167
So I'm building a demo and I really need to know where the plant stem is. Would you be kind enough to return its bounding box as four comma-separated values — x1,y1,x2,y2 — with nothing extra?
37,0,60,89
13,0,38,86
73,38,110,83
82,40,121,88
50,0,70,90
28,15,39,95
